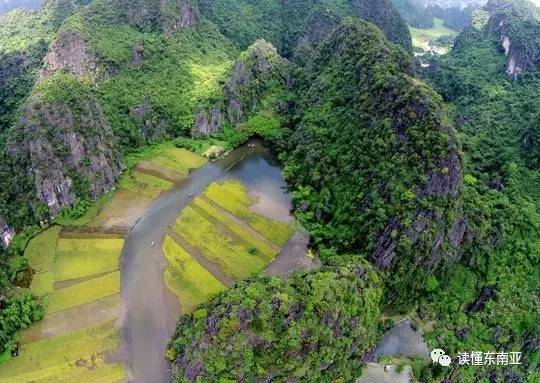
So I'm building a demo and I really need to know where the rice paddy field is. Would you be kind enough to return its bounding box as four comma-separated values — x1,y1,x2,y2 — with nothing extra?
0,228,126,382
89,146,207,230
1,145,299,381
163,236,226,313
164,179,296,312
203,180,295,245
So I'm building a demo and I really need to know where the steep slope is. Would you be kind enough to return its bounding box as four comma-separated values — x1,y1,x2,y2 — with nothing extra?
465,0,540,78
49,0,238,145
192,39,289,137
414,2,540,381
351,0,412,49
198,0,412,54
0,0,81,150
0,73,123,227
0,0,238,229
283,18,461,298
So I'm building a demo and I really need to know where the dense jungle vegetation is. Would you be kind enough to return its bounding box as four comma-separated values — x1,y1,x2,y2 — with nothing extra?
0,0,538,382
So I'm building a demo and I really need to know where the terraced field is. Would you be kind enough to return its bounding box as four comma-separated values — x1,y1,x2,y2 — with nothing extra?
0,229,126,383
163,179,296,312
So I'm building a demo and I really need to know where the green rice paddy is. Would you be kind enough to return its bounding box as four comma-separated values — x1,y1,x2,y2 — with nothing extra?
3,228,126,381
163,236,226,313
164,180,296,312
3,147,294,382
90,145,206,229
25,226,62,277
173,205,269,279
54,238,124,281
0,321,125,383
204,180,295,245
149,147,207,176
45,271,120,314
193,196,278,260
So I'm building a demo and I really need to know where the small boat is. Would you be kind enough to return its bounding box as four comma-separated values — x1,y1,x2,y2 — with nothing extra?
188,193,193,198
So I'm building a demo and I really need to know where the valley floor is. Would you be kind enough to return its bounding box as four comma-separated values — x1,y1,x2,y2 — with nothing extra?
0,140,315,383
0,146,207,382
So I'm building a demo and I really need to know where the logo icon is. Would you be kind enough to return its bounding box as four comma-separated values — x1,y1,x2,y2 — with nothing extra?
431,349,452,366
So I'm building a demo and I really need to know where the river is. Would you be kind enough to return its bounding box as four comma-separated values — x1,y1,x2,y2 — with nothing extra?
119,139,294,383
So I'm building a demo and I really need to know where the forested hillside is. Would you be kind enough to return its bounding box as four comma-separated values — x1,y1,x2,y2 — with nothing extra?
416,1,540,381
0,0,538,382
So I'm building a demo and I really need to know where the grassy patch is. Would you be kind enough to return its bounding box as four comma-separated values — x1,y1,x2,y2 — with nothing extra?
25,227,61,296
410,18,456,52
135,161,184,183
193,197,277,261
0,321,125,383
173,206,268,280
54,192,114,227
30,272,55,297
25,226,61,274
133,171,173,192
54,238,124,282
204,180,295,245
150,148,207,175
163,236,225,312
45,272,120,314
118,170,173,199
90,189,152,229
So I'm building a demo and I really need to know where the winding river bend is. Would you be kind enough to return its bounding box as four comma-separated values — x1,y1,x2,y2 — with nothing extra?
119,140,293,383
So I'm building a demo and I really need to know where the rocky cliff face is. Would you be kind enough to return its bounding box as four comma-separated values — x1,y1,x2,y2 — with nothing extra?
3,74,123,217
372,150,462,270
0,44,48,146
38,31,100,81
163,0,197,34
192,39,289,136
113,0,197,34
0,217,15,249
130,96,168,141
484,0,540,78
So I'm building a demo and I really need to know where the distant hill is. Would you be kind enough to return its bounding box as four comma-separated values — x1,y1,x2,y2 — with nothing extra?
0,0,42,14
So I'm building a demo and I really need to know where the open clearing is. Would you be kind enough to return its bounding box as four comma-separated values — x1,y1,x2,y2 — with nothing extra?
410,18,456,53
164,179,296,312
